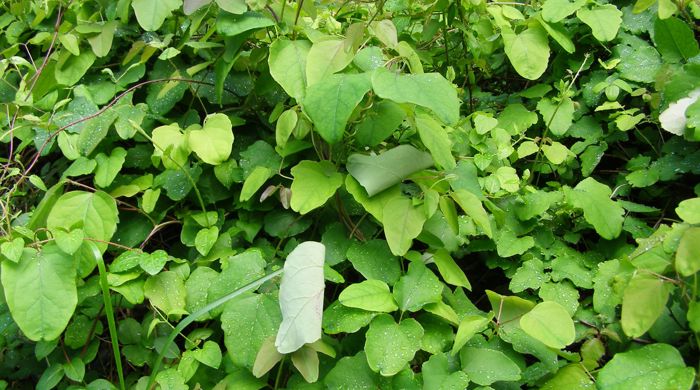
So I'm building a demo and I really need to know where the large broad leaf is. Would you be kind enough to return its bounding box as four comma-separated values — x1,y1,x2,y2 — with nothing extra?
541,0,587,22
520,301,575,349
216,11,275,36
302,73,371,144
268,39,311,101
597,343,695,390
502,25,550,80
46,191,119,253
144,271,188,317
566,178,624,240
621,274,671,338
222,294,282,369
392,261,442,312
422,353,470,390
372,68,460,125
345,176,402,221
576,5,622,42
325,353,380,388
450,190,492,238
347,145,433,197
653,17,700,63
323,301,378,334
131,0,182,31
275,242,325,354
187,113,234,165
290,161,343,214
346,239,401,285
382,197,427,256
429,249,470,289
1,244,77,341
338,280,398,312
364,314,423,376
415,112,456,170
355,100,406,147
460,347,522,386
305,39,356,86
676,227,700,276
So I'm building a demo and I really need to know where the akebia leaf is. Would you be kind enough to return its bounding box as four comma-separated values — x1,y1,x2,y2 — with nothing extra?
382,197,427,256
290,161,343,215
1,244,77,341
520,301,575,349
576,5,622,42
305,39,356,86
566,178,624,240
415,112,456,170
371,68,460,124
502,24,550,80
621,274,671,338
131,0,181,31
46,191,118,253
269,39,311,101
275,242,325,354
365,314,423,376
216,11,275,36
187,113,234,165
339,280,398,312
302,73,371,144
346,145,433,197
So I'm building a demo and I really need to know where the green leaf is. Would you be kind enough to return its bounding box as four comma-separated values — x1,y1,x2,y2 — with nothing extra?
87,21,117,58
542,142,570,165
275,109,297,147
290,346,319,383
221,294,282,369
216,0,246,14
676,227,700,276
347,145,433,197
597,343,695,390
63,357,85,382
520,301,575,349
537,97,575,136
460,347,521,386
365,314,424,376
55,51,95,86
502,25,550,80
268,39,311,101
567,178,624,240
345,176,402,221
541,364,595,389
325,352,380,388
131,0,182,31
305,39,356,86
302,73,371,144
0,238,24,263
422,353,470,390
290,161,343,214
355,100,406,147
415,112,456,170
346,239,401,285
542,0,587,22
382,197,427,256
46,191,119,253
94,147,127,187
576,5,623,42
1,244,77,341
429,249,470,289
393,260,442,312
452,315,490,354
195,226,219,256
152,124,189,170
240,166,273,202
323,301,378,334
144,271,188,317
188,113,234,165
450,190,492,238
621,274,671,338
140,250,169,275
37,364,64,390
676,197,700,224
192,340,222,368
372,68,460,124
653,17,700,63
53,229,84,255
216,11,274,36
338,280,398,312
537,17,575,54
275,242,325,354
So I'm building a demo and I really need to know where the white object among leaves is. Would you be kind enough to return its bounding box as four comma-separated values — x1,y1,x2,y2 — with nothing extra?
659,88,700,135
275,241,326,354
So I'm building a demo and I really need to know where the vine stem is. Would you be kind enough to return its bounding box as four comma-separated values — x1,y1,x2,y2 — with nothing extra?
146,269,283,390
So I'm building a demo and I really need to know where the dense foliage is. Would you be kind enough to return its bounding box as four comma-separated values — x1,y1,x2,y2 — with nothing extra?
1,0,700,388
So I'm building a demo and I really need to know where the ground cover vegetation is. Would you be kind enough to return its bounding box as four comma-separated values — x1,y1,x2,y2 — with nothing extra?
1,0,700,388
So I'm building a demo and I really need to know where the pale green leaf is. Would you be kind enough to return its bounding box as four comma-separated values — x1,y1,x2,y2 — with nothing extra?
216,11,274,36
87,21,117,58
240,166,273,202
365,315,423,376
216,0,246,14
450,189,492,238
302,73,371,144
275,242,325,354
94,147,127,187
542,142,570,165
502,25,550,80
275,109,298,147
460,347,521,386
393,260,442,312
1,244,77,341
676,198,700,224
422,353,470,390
152,124,189,170
339,280,398,312
520,301,575,349
621,274,671,338
347,239,401,285
344,175,402,221
268,39,311,101
55,51,95,86
537,97,575,136
372,68,460,124
290,161,343,214
452,315,490,355
597,344,695,390
195,226,219,256
144,271,187,317
188,113,234,165
542,0,587,23
567,178,624,240
653,17,700,63
131,0,182,31
46,191,118,253
222,294,282,369
382,197,427,256
305,39,355,86
576,5,623,42
415,112,456,170
676,227,700,276
429,249,470,289
347,145,433,197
